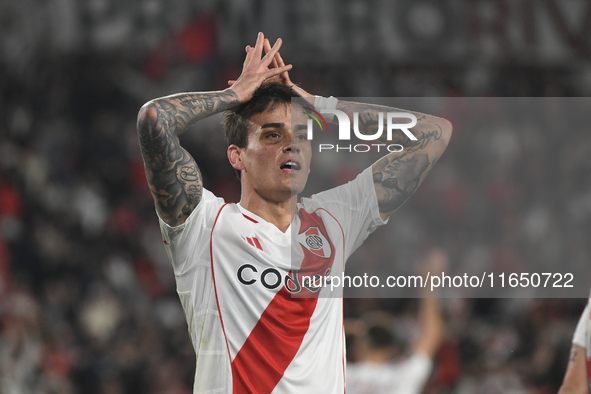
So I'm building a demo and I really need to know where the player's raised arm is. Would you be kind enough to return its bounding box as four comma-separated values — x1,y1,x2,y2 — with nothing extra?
336,101,452,220
558,344,589,394
137,90,237,227
412,248,447,358
137,32,291,227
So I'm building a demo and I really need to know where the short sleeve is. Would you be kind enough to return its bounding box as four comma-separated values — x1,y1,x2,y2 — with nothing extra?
394,353,433,394
158,189,225,285
346,353,432,394
573,300,591,348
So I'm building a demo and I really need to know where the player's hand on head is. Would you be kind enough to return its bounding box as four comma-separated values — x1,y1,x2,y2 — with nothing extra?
262,39,315,97
228,37,285,86
262,38,292,86
228,34,314,98
267,43,314,98
228,32,292,103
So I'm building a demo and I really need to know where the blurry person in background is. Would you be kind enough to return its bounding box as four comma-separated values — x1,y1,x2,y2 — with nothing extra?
0,292,42,394
346,249,447,394
558,289,591,394
0,291,75,394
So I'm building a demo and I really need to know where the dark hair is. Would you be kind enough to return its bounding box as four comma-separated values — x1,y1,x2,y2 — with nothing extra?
223,82,302,150
366,325,395,350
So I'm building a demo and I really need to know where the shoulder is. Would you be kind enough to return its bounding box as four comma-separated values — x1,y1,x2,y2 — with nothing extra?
395,352,432,377
299,166,386,233
159,188,226,234
301,167,375,209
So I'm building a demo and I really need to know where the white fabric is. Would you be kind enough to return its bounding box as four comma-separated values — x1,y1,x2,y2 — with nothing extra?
158,167,386,394
346,353,433,394
571,289,591,389
572,300,590,348
314,95,339,121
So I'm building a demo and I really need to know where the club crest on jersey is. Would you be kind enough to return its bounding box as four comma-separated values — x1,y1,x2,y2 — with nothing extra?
297,226,332,258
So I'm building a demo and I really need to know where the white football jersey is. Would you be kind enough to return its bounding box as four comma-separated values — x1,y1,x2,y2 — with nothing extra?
158,167,387,393
572,289,591,389
346,353,432,394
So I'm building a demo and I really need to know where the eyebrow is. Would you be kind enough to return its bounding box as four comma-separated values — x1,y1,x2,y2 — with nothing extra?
260,122,308,132
261,122,285,129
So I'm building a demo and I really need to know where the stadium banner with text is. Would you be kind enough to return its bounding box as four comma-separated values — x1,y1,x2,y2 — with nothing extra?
285,97,591,298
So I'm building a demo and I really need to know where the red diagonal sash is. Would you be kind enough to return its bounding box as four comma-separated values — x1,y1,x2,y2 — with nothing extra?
229,210,335,393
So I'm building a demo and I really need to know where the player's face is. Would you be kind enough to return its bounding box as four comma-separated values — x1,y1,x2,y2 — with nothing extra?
240,104,311,201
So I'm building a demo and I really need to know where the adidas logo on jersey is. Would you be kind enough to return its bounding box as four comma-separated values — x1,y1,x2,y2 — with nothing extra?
241,236,263,251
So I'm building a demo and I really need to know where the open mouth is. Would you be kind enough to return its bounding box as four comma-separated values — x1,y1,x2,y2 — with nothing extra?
280,160,301,171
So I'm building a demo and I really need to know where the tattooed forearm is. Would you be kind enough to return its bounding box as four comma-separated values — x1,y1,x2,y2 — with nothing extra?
398,126,443,156
152,90,239,136
337,102,441,147
137,89,238,226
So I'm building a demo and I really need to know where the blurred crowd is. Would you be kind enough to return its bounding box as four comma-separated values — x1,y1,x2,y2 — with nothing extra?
2,1,591,393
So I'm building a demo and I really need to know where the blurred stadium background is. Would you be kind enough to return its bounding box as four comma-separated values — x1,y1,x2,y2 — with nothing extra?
2,0,591,392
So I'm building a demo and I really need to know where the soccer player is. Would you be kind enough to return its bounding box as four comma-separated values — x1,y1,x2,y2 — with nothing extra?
558,290,591,394
136,32,452,393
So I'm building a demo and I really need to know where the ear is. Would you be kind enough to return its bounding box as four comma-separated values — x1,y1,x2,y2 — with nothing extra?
228,145,245,172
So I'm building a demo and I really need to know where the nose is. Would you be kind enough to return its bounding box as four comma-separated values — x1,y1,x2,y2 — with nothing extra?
284,133,300,153
284,143,298,153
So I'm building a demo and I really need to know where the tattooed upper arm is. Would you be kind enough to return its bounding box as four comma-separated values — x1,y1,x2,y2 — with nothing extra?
137,103,203,227
136,90,238,226
371,116,452,220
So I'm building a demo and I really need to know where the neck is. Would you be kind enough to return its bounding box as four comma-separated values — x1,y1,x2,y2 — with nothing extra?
239,193,298,233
